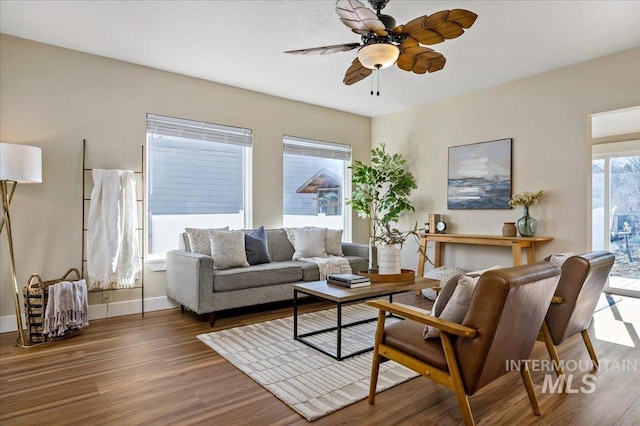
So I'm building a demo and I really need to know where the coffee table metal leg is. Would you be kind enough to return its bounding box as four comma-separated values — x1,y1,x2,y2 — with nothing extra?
293,289,298,339
337,303,342,361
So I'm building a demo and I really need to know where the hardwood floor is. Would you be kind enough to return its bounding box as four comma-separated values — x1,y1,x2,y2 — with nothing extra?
1,293,639,425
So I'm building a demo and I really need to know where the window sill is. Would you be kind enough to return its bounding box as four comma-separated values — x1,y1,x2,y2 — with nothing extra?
145,257,167,272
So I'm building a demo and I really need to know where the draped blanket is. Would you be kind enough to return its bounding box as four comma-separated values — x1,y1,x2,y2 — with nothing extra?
44,280,89,337
87,169,141,289
299,255,352,280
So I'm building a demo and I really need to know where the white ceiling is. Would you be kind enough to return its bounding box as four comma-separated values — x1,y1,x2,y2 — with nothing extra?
1,1,639,117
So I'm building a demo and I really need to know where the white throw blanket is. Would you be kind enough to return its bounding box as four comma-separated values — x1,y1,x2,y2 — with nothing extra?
87,169,141,289
44,279,89,337
300,255,352,280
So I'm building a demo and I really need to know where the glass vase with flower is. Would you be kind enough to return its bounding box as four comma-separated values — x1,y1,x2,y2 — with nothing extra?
509,190,546,237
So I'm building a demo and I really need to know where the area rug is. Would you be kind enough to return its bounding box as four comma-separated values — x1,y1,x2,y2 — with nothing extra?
197,304,419,421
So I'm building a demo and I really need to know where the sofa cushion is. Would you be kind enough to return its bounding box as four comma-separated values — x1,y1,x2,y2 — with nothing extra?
213,261,303,292
245,226,271,265
292,228,327,260
266,229,295,262
345,255,368,277
297,260,321,281
185,226,229,255
209,230,249,270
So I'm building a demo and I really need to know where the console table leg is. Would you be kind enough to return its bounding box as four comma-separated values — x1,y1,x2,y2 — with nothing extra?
434,241,442,267
512,243,523,266
526,245,536,264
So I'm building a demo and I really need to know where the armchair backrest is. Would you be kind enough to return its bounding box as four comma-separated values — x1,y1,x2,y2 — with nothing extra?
455,262,560,395
545,251,615,345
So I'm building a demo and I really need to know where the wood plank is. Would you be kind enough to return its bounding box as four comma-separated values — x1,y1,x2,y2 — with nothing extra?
1,294,638,425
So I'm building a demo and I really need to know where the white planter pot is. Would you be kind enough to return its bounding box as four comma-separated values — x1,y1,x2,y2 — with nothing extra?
377,245,401,275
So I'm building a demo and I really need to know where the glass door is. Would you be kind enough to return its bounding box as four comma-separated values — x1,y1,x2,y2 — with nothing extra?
592,150,640,297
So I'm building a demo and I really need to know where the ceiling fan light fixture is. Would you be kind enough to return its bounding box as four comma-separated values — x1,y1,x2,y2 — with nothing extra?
357,43,400,69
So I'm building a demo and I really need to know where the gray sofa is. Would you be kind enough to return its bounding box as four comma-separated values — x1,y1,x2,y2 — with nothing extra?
166,228,370,325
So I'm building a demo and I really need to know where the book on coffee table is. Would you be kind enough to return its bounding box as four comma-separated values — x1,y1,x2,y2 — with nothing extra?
328,273,370,284
327,278,371,289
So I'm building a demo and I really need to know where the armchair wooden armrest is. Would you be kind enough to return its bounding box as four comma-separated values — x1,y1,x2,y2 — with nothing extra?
366,300,477,338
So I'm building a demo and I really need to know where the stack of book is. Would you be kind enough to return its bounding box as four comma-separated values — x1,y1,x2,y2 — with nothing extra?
327,273,371,288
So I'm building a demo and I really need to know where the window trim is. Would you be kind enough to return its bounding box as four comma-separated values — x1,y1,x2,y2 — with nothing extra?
145,114,252,260
282,135,352,241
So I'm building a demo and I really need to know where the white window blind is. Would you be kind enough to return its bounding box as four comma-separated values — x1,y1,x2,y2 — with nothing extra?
146,113,252,147
283,135,351,161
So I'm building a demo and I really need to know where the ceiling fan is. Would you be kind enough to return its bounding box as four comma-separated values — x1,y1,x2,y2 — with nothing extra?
285,0,477,93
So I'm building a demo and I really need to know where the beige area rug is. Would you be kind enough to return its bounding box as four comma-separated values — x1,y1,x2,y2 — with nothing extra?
197,304,419,421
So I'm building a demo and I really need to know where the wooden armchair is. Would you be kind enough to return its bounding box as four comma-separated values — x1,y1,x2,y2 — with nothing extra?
367,262,561,426
540,251,615,377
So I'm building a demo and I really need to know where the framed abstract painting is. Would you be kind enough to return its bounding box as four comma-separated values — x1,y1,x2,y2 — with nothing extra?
448,138,512,209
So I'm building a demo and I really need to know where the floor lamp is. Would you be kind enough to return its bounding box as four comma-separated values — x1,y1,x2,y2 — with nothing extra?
0,143,42,347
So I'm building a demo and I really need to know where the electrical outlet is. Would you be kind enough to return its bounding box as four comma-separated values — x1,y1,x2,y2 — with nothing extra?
102,292,111,303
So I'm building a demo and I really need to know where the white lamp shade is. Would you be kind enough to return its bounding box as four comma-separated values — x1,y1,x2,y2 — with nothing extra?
0,143,42,183
357,43,400,70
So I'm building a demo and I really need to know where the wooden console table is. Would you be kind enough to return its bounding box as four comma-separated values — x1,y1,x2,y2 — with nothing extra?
417,233,554,277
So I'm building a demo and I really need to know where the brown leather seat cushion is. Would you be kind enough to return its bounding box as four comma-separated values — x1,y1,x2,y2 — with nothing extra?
383,320,449,372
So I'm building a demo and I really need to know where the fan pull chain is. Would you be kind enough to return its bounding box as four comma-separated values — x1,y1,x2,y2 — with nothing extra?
370,65,381,96
370,72,374,96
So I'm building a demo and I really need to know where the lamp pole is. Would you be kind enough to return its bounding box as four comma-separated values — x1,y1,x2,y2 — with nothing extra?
1,180,26,347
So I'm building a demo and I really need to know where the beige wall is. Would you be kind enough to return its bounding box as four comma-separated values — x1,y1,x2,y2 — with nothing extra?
0,35,371,324
2,32,639,326
373,47,640,272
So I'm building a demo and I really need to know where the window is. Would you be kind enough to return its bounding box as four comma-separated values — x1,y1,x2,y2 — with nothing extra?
283,135,351,238
592,143,640,296
146,114,252,258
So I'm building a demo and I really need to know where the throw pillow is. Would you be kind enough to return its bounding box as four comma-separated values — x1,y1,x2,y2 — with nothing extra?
283,227,298,247
424,274,480,339
421,265,468,301
208,230,249,270
292,228,328,260
283,226,319,247
245,226,271,265
432,273,466,317
424,265,503,339
548,252,575,267
185,226,229,256
325,229,344,256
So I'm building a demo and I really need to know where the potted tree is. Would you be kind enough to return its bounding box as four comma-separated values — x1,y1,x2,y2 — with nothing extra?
347,143,418,275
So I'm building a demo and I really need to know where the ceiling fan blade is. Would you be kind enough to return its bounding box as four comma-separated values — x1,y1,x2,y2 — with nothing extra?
343,57,373,85
335,0,388,37
396,45,446,74
397,9,477,45
285,43,361,55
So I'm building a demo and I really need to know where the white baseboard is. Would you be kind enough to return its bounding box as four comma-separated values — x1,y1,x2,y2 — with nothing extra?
0,296,180,333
